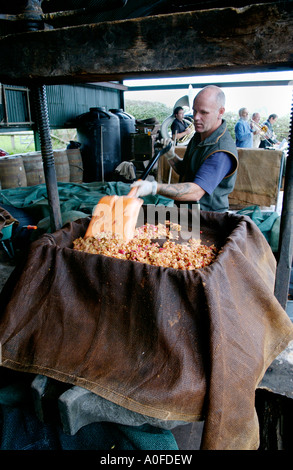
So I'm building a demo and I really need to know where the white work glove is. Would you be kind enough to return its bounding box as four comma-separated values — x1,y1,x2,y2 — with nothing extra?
130,180,158,197
160,138,176,160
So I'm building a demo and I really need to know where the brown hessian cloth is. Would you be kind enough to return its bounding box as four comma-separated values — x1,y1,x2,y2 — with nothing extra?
0,210,292,450
0,207,18,233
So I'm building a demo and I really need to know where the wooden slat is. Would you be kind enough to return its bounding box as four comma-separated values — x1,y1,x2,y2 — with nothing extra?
0,2,292,85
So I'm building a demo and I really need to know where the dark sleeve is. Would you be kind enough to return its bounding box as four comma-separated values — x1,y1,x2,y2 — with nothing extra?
171,119,187,134
193,152,234,195
171,120,180,134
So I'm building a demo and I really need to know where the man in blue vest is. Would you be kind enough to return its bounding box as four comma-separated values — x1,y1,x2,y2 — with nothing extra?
131,85,238,212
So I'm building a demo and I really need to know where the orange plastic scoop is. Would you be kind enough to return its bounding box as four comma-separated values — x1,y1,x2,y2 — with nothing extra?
84,142,172,241
84,187,143,241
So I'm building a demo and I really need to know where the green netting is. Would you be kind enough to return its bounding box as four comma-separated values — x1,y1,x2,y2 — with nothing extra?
237,205,280,252
0,181,174,234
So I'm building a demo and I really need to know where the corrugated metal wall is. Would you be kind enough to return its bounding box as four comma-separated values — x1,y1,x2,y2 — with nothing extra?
46,83,122,128
0,83,122,131
3,85,32,125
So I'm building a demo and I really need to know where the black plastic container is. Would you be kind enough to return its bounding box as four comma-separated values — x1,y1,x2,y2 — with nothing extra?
109,109,136,161
76,107,121,182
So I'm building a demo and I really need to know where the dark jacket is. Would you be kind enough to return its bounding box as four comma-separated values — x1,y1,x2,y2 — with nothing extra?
177,119,238,212
171,118,188,135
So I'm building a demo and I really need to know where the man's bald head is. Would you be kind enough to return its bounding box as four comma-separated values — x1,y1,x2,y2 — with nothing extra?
192,85,226,140
195,85,226,109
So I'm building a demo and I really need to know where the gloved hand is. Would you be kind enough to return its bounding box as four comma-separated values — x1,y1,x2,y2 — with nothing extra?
160,138,176,160
130,180,158,197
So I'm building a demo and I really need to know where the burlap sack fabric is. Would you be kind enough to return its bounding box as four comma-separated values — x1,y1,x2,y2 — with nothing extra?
0,207,18,232
0,210,292,450
229,148,284,207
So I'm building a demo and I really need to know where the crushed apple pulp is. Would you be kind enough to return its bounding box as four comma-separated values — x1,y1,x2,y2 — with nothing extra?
73,222,217,270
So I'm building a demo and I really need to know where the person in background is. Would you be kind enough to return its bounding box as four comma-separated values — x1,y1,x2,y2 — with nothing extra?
259,114,280,149
131,85,238,213
250,112,261,148
234,107,253,148
170,106,191,142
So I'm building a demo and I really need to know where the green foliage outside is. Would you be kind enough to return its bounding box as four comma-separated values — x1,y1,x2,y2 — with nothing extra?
126,99,291,143
0,133,36,155
125,100,173,124
0,100,290,155
223,110,290,142
0,129,77,156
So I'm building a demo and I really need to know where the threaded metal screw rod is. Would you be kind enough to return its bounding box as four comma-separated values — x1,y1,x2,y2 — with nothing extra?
31,84,62,232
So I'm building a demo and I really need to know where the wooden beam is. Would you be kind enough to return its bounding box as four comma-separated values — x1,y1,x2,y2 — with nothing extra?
0,2,292,85
89,82,128,90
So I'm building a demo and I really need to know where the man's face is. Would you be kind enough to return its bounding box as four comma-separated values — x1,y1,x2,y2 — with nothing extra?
240,109,249,120
192,91,224,140
253,114,260,123
176,109,185,121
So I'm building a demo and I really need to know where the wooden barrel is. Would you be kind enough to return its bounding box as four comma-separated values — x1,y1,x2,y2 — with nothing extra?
0,155,27,189
53,149,70,183
66,148,83,183
22,152,45,186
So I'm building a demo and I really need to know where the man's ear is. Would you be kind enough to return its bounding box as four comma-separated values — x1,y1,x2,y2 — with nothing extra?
218,106,225,119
